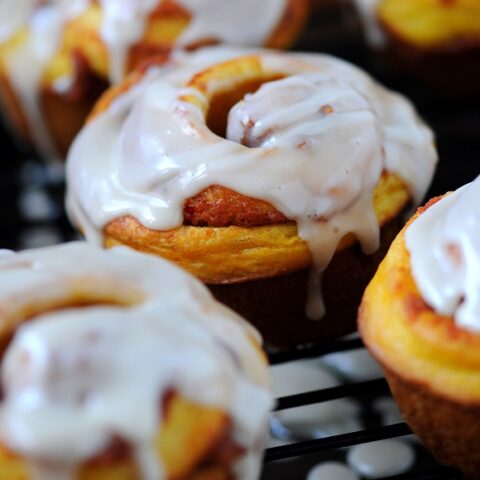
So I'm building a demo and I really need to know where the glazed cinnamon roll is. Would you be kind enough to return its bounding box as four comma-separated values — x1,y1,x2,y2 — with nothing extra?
359,175,480,479
66,47,437,348
351,0,480,94
0,0,308,160
0,242,272,479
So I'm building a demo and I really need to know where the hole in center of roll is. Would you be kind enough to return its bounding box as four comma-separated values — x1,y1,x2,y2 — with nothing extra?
206,76,284,139
0,292,143,401
0,291,142,370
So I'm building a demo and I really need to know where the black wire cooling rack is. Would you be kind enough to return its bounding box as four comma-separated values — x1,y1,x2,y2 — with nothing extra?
0,147,468,480
264,340,463,480
0,5,479,479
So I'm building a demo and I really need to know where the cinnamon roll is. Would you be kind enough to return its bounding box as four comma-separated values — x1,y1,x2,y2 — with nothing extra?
359,175,480,479
351,0,480,94
0,0,308,160
0,242,272,479
66,47,437,348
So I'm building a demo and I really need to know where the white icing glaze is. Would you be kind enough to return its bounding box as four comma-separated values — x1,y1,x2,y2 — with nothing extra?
267,435,292,448
406,176,480,332
2,4,64,161
99,0,287,83
99,0,157,84
307,462,359,480
271,361,360,437
177,0,286,47
100,0,287,83
0,1,288,158
0,0,35,43
351,0,386,48
0,0,87,43
0,242,272,480
347,439,415,478
0,0,88,161
321,349,383,381
66,47,437,319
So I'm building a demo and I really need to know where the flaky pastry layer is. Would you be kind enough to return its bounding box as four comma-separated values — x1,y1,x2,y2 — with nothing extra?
0,0,308,156
359,197,480,405
104,172,410,284
0,277,263,479
377,0,480,49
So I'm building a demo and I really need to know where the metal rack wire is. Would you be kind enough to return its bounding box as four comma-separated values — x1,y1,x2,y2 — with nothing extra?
0,150,466,480
264,340,463,479
1,7,478,479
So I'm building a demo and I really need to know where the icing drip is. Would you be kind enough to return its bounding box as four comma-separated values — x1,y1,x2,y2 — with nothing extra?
1,0,289,158
347,439,415,478
0,0,36,43
307,462,359,480
177,0,286,47
99,0,158,84
0,242,272,480
0,0,89,160
99,0,287,83
0,0,88,42
406,176,480,332
2,4,62,160
66,48,437,320
271,362,360,438
227,73,385,317
98,0,286,84
351,0,386,47
322,349,383,382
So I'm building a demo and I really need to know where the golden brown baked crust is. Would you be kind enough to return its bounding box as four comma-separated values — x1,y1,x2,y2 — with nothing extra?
90,53,414,347
208,210,408,347
265,0,309,49
104,172,410,284
40,55,109,157
359,197,480,404
377,0,480,50
385,369,480,480
101,172,410,348
0,396,235,480
373,0,480,94
0,66,30,142
359,196,480,478
0,285,255,479
184,185,288,227
0,0,309,157
79,49,415,347
90,53,413,286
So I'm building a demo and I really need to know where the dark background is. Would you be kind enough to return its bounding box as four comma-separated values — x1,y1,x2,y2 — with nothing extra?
0,5,478,479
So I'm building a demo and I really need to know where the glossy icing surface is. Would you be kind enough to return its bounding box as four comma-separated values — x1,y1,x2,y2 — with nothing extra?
0,0,87,159
99,0,286,83
406,176,480,332
0,0,288,158
271,361,360,437
271,355,416,479
177,0,286,46
307,462,359,480
347,439,415,478
66,47,437,319
321,349,383,382
351,0,385,47
0,242,272,480
0,0,39,43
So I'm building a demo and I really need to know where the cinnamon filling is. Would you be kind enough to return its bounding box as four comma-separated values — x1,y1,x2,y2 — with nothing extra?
206,76,283,139
185,76,289,228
